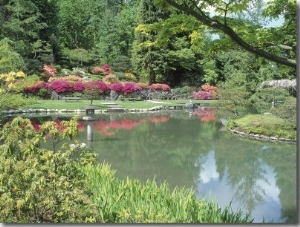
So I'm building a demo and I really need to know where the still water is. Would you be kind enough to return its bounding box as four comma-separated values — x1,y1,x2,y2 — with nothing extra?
6,109,297,223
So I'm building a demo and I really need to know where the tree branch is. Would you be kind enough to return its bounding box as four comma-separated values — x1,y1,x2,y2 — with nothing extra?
164,0,296,68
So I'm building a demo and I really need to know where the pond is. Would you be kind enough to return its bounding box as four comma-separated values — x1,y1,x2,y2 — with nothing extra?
2,109,297,223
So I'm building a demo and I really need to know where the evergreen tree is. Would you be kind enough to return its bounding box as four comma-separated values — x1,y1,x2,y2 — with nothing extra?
132,0,170,85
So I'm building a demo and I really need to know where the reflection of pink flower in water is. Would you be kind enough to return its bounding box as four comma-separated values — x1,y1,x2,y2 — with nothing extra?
193,109,216,122
31,120,41,131
77,121,85,131
147,116,170,123
93,116,170,136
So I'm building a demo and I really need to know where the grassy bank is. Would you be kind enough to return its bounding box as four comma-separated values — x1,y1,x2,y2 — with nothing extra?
20,99,216,110
227,114,296,141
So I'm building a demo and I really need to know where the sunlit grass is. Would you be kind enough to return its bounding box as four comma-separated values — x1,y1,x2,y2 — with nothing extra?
21,99,217,110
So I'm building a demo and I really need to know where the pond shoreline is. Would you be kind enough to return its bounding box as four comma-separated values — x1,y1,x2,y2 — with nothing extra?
2,107,295,143
228,128,296,143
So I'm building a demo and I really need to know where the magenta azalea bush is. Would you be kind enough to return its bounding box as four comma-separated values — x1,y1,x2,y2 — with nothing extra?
24,79,171,97
49,80,73,93
73,81,85,92
109,83,124,93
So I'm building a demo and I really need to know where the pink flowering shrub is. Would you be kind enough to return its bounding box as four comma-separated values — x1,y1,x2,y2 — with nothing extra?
43,64,57,79
73,81,85,92
109,83,124,93
101,64,111,74
49,80,73,93
193,91,212,100
123,82,136,94
193,84,218,100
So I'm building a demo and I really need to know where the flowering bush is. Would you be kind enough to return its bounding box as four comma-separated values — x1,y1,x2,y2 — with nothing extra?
193,84,218,100
193,91,212,100
73,81,85,92
201,84,218,99
49,80,73,93
149,83,170,91
43,64,57,79
103,74,119,84
48,75,82,83
109,83,124,93
24,81,48,94
101,64,111,74
91,66,106,75
137,83,148,89
85,81,107,93
123,82,136,94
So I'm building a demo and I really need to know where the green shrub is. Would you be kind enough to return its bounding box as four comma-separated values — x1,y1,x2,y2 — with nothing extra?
0,93,37,110
250,88,290,114
0,117,99,223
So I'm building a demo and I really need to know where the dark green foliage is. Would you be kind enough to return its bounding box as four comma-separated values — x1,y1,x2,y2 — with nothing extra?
249,88,291,114
217,86,251,117
270,96,296,126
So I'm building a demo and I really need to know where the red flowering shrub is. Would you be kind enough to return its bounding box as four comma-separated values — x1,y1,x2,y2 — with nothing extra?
43,64,57,79
24,81,48,94
49,80,73,93
109,83,124,93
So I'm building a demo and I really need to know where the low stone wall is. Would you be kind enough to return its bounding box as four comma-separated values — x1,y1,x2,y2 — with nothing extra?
229,129,295,143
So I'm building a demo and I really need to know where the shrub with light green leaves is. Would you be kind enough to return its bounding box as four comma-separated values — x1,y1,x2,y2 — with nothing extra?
0,116,99,223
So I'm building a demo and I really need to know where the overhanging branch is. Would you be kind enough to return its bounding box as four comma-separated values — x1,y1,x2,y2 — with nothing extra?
164,0,296,68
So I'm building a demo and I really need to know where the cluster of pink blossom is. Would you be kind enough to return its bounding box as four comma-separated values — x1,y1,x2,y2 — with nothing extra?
192,84,218,100
43,64,57,78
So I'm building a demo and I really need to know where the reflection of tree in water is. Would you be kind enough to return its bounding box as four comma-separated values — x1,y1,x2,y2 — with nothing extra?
211,134,296,223
228,158,268,213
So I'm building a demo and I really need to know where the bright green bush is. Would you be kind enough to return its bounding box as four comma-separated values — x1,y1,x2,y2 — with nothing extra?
0,117,99,223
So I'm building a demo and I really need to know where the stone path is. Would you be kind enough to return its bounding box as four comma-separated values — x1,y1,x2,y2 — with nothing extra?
146,100,171,104
100,102,125,112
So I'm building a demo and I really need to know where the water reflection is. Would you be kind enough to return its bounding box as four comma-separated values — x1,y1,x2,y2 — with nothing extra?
1,109,297,223
194,151,283,222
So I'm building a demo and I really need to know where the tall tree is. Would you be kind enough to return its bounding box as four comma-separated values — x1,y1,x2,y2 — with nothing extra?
154,0,296,69
132,0,172,85
0,0,46,57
